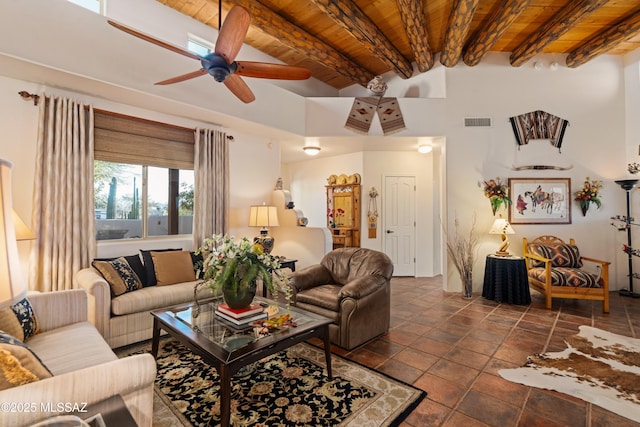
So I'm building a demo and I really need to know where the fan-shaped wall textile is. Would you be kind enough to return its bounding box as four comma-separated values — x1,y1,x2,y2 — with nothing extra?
509,110,570,152
345,97,406,136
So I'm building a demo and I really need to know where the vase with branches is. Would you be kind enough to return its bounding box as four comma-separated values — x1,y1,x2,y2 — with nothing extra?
445,215,480,299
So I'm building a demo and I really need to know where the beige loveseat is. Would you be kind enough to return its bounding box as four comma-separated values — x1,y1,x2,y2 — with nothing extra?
76,251,212,348
0,290,156,427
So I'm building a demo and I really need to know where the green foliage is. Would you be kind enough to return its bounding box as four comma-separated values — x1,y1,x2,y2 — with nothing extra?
106,177,117,219
179,182,194,214
482,177,511,215
197,235,292,304
94,161,126,210
128,186,139,219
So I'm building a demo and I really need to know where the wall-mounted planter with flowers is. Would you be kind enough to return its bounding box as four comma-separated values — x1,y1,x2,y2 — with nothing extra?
482,177,511,216
574,177,602,216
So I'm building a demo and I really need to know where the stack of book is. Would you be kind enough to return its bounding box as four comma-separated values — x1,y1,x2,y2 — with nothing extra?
215,302,267,326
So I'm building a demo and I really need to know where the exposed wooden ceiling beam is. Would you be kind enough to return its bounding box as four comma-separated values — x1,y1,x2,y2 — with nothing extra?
509,0,609,67
440,0,480,67
217,0,374,87
567,9,640,68
309,0,414,79
395,0,434,72
462,0,531,67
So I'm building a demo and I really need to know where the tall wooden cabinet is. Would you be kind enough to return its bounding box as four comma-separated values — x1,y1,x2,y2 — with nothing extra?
326,183,361,248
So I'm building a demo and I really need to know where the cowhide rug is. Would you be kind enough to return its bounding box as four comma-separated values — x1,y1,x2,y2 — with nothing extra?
499,326,640,422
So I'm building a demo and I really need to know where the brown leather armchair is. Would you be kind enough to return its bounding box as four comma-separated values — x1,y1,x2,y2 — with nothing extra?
291,248,393,350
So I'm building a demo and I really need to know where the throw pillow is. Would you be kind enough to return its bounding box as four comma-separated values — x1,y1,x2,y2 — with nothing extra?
0,331,52,390
0,298,39,341
546,244,583,268
527,244,551,267
94,255,147,287
151,250,197,286
92,257,142,297
140,248,181,286
191,251,204,279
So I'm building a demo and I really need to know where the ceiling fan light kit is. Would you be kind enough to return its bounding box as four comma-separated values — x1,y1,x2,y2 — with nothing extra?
108,5,311,103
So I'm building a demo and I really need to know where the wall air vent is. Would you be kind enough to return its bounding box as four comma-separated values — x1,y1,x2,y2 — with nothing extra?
464,117,492,127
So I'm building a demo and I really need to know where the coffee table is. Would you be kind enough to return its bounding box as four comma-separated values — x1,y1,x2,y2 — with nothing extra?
150,297,333,427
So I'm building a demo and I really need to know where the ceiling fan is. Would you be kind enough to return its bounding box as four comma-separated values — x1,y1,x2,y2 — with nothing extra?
108,5,311,103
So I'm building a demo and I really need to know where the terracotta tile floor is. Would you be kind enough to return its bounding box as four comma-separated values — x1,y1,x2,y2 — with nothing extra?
318,276,640,427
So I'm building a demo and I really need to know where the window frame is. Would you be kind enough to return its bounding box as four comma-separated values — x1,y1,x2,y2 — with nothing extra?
93,110,196,241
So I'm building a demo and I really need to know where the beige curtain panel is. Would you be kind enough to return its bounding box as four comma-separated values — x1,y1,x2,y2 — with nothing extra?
193,128,229,249
30,95,95,292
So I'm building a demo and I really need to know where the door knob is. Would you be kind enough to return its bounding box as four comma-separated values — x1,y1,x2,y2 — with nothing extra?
386,230,394,234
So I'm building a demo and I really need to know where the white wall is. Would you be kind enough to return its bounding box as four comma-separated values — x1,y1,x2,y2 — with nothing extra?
362,151,439,277
443,53,628,292
283,152,364,228
285,52,635,293
284,149,441,277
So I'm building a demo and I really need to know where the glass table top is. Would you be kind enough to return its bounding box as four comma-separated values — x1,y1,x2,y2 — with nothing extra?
166,297,319,354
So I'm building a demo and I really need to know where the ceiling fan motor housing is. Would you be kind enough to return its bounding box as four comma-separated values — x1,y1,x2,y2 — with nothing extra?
201,54,236,82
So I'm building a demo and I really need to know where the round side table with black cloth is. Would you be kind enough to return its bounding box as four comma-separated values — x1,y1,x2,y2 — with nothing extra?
482,254,531,305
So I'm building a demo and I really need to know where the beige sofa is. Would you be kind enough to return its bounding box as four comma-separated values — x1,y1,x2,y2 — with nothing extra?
0,290,156,427
76,267,211,348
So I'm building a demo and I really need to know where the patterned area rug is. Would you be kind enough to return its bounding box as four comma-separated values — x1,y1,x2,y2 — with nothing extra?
499,326,640,423
122,339,425,426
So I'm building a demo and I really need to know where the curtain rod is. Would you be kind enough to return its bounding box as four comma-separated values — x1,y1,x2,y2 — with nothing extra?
18,91,234,141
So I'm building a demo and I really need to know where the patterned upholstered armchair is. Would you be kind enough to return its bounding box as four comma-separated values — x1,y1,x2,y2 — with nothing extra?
522,236,610,312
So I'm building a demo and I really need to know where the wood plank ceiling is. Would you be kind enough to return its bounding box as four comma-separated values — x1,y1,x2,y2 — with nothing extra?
157,0,640,90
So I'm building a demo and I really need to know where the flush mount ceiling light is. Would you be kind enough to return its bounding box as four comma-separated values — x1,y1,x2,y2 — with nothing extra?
303,146,321,156
418,144,432,154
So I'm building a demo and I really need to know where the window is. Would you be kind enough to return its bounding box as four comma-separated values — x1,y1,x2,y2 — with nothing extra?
94,161,194,240
188,35,213,57
92,110,196,241
66,0,102,13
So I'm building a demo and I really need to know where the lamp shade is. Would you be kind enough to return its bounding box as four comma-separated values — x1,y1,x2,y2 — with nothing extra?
248,205,279,228
13,210,34,241
0,159,27,308
489,218,515,235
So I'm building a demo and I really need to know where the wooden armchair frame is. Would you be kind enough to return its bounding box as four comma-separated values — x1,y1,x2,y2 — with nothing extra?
522,236,610,312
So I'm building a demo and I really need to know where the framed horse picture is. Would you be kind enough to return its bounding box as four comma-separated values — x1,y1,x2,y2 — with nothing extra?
508,178,571,224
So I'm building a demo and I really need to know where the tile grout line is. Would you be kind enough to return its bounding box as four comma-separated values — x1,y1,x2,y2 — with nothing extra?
440,299,527,427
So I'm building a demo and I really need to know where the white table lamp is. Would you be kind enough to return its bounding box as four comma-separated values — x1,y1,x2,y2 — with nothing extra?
489,216,515,257
248,204,279,254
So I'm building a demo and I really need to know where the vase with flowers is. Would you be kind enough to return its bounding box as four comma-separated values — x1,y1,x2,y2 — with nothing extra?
328,208,336,228
482,177,511,216
574,177,602,216
195,234,292,310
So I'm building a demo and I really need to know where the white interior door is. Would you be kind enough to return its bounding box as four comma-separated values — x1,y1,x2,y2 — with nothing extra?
384,176,416,276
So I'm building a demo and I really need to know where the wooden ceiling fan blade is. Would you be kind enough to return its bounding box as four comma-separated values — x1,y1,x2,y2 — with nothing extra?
108,20,202,61
155,69,208,85
224,74,255,104
235,62,312,80
214,6,251,64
